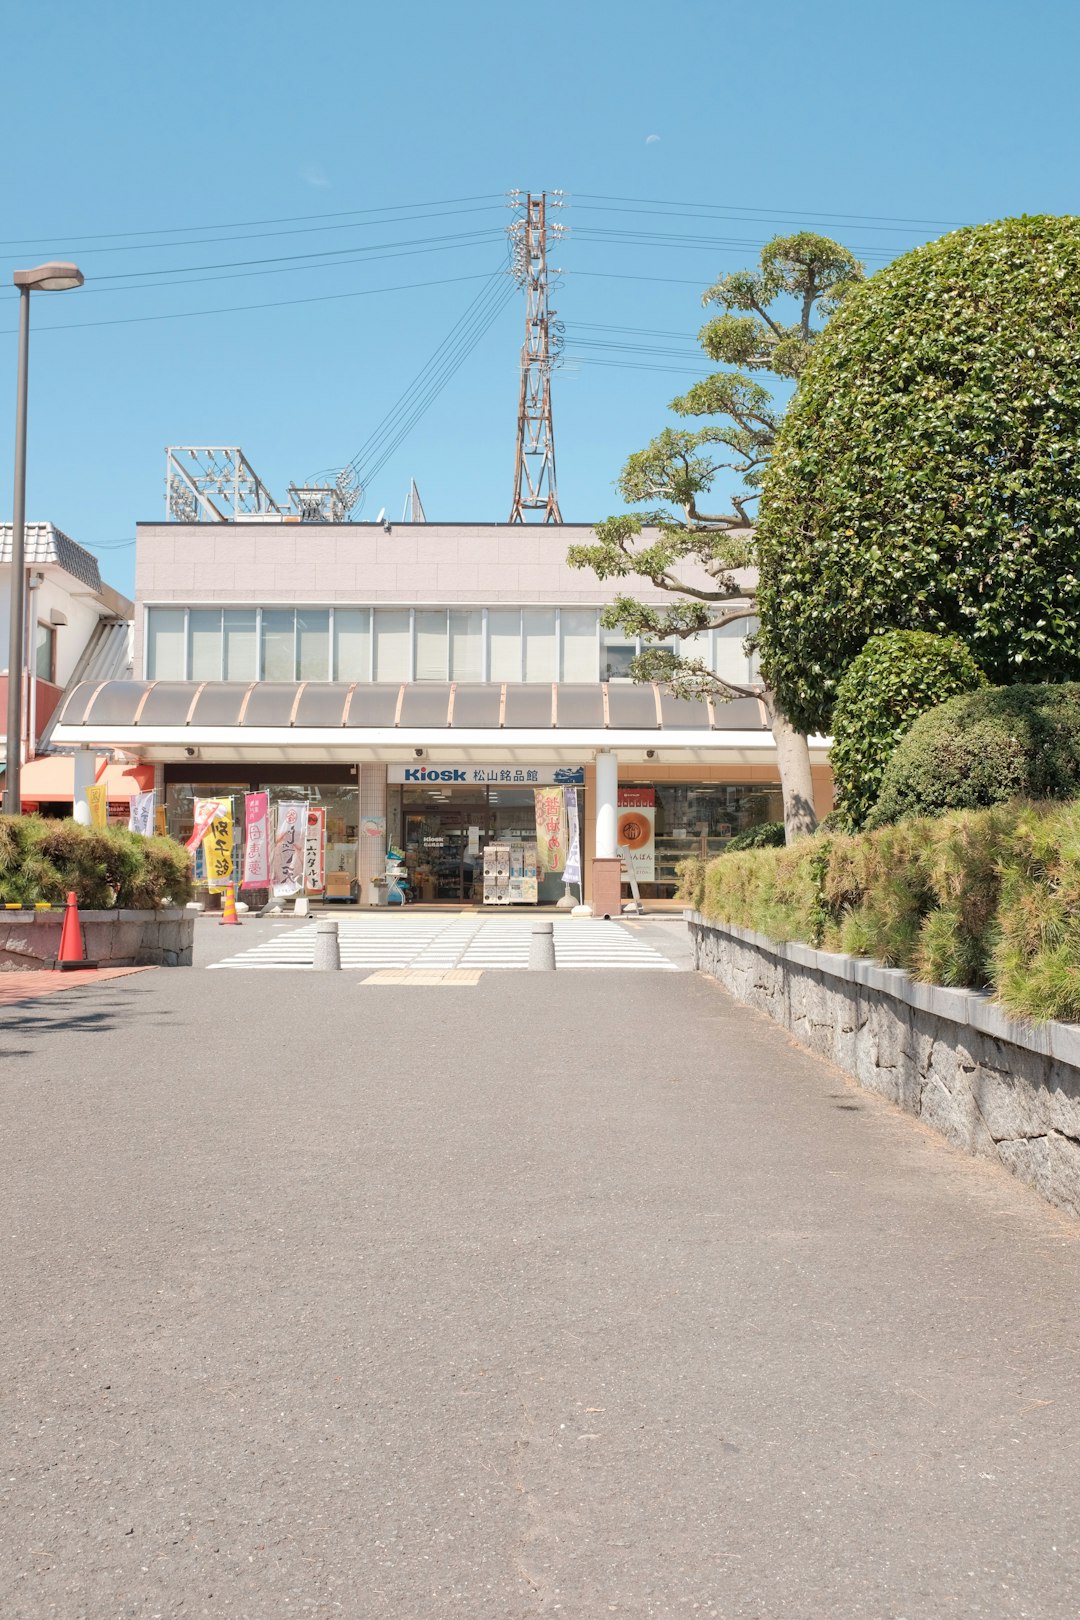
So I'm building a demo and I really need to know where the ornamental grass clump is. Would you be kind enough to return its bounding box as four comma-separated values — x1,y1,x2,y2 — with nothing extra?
0,815,193,909
693,797,1080,1021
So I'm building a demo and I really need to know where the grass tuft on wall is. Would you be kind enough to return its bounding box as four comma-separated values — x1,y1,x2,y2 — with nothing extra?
679,800,1080,1023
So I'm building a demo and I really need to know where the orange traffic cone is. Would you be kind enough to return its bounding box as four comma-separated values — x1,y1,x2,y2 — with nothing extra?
219,883,241,926
57,890,86,970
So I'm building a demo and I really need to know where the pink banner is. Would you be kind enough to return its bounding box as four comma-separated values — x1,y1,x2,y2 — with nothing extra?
241,792,270,889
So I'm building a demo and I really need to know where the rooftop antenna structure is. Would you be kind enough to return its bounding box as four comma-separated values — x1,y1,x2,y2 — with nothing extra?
165,447,361,522
402,478,427,522
507,190,566,523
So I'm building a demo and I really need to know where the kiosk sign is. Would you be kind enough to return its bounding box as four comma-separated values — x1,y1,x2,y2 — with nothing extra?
388,763,584,785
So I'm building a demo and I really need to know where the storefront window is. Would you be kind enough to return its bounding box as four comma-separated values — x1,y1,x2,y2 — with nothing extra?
601,625,637,680
645,780,783,893
399,783,582,904
166,780,359,894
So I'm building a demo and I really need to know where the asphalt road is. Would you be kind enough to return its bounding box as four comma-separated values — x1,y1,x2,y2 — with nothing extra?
2,925,1080,1618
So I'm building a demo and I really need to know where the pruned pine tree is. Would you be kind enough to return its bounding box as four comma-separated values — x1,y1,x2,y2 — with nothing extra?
568,233,863,842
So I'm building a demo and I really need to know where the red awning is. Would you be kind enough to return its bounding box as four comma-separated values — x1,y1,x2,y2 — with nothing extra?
17,755,153,806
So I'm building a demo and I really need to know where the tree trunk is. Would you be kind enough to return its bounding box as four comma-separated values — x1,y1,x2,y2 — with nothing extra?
763,690,819,842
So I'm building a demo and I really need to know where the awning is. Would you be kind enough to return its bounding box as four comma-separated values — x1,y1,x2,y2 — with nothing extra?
17,754,153,805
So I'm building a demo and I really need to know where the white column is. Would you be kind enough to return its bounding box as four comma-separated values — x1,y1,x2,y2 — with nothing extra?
595,749,618,859
72,750,97,826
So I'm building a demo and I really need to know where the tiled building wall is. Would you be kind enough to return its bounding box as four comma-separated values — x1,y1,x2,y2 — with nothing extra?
133,522,746,673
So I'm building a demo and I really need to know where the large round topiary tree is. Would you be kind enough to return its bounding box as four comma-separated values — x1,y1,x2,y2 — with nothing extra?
756,215,1080,734
829,630,986,830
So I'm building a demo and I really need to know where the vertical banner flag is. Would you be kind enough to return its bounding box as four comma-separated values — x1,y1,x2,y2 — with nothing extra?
241,792,270,889
128,790,155,836
562,786,581,886
203,802,234,892
533,787,568,874
304,807,327,893
272,801,307,896
86,783,108,830
617,787,656,882
155,804,167,836
186,797,227,850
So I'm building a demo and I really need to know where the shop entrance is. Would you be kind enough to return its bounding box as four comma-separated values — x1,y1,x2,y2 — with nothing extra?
403,801,488,902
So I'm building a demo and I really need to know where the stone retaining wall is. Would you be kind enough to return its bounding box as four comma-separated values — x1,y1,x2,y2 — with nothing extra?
0,908,194,970
687,911,1080,1219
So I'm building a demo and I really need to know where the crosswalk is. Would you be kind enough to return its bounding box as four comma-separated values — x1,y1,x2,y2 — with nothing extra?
208,915,682,973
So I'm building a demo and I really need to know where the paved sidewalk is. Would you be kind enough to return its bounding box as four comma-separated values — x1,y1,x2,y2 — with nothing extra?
2,958,1080,1617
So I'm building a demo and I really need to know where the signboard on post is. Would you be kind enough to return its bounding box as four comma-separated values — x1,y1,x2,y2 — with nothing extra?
305,807,327,893
617,787,655,882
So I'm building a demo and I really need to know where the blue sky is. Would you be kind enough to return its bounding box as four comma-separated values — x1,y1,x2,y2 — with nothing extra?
2,0,1078,597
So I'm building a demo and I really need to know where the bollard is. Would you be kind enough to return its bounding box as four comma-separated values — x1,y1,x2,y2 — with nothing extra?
529,918,556,971
313,916,341,971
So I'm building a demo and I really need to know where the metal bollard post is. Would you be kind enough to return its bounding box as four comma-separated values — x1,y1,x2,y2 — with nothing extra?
313,916,341,971
529,918,556,971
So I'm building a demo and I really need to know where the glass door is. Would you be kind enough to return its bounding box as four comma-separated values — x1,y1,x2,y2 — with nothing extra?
403,803,487,902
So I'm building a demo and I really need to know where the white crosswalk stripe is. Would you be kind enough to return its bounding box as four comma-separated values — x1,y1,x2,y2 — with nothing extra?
209,916,682,972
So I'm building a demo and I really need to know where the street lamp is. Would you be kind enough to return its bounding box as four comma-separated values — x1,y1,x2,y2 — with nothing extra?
5,262,84,815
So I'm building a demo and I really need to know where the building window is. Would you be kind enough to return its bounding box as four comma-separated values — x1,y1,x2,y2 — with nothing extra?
146,607,186,679
449,609,483,681
333,608,370,680
601,624,637,681
523,608,556,683
261,611,295,680
488,609,522,681
189,608,223,680
297,609,330,680
559,608,597,682
35,622,56,683
414,610,448,681
223,609,258,681
373,609,411,682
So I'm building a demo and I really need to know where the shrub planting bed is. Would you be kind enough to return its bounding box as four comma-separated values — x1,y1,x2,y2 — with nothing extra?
680,800,1080,1024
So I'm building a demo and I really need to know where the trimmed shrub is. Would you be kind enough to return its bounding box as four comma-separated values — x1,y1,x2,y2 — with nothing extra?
829,631,985,830
693,798,1080,1020
0,815,193,909
756,215,1080,735
724,820,787,853
870,683,1080,826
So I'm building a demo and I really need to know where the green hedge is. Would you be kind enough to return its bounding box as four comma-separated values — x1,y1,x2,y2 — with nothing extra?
830,631,985,830
680,800,1080,1022
871,683,1080,825
0,816,194,909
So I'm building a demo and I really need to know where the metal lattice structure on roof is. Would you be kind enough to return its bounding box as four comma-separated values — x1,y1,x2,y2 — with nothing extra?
165,446,361,524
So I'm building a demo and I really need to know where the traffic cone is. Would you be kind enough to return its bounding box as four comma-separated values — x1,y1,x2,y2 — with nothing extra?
219,883,241,926
57,890,86,970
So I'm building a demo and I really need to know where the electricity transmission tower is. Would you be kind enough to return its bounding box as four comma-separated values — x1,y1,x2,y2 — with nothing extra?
508,190,566,523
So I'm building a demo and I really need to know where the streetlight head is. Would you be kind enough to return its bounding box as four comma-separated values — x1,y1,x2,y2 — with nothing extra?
13,261,84,291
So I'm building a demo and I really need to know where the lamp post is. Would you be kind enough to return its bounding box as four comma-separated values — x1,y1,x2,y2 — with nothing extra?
5,262,83,815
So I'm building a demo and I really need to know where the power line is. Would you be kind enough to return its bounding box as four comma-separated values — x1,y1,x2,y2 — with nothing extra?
574,192,968,230
0,269,506,336
0,193,506,252
573,201,959,239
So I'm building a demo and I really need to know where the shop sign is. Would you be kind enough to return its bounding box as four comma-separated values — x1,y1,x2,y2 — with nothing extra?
388,763,584,786
241,792,270,889
534,787,568,874
204,804,234,892
272,801,306,897
305,807,327,893
618,787,655,883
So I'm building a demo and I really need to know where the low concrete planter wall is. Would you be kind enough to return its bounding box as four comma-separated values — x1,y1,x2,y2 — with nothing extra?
687,910,1080,1220
0,908,194,970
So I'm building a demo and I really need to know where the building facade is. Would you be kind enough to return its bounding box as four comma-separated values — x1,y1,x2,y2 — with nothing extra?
53,520,832,907
0,523,133,794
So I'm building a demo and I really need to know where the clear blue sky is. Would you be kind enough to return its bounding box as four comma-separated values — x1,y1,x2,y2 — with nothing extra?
3,0,1077,597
